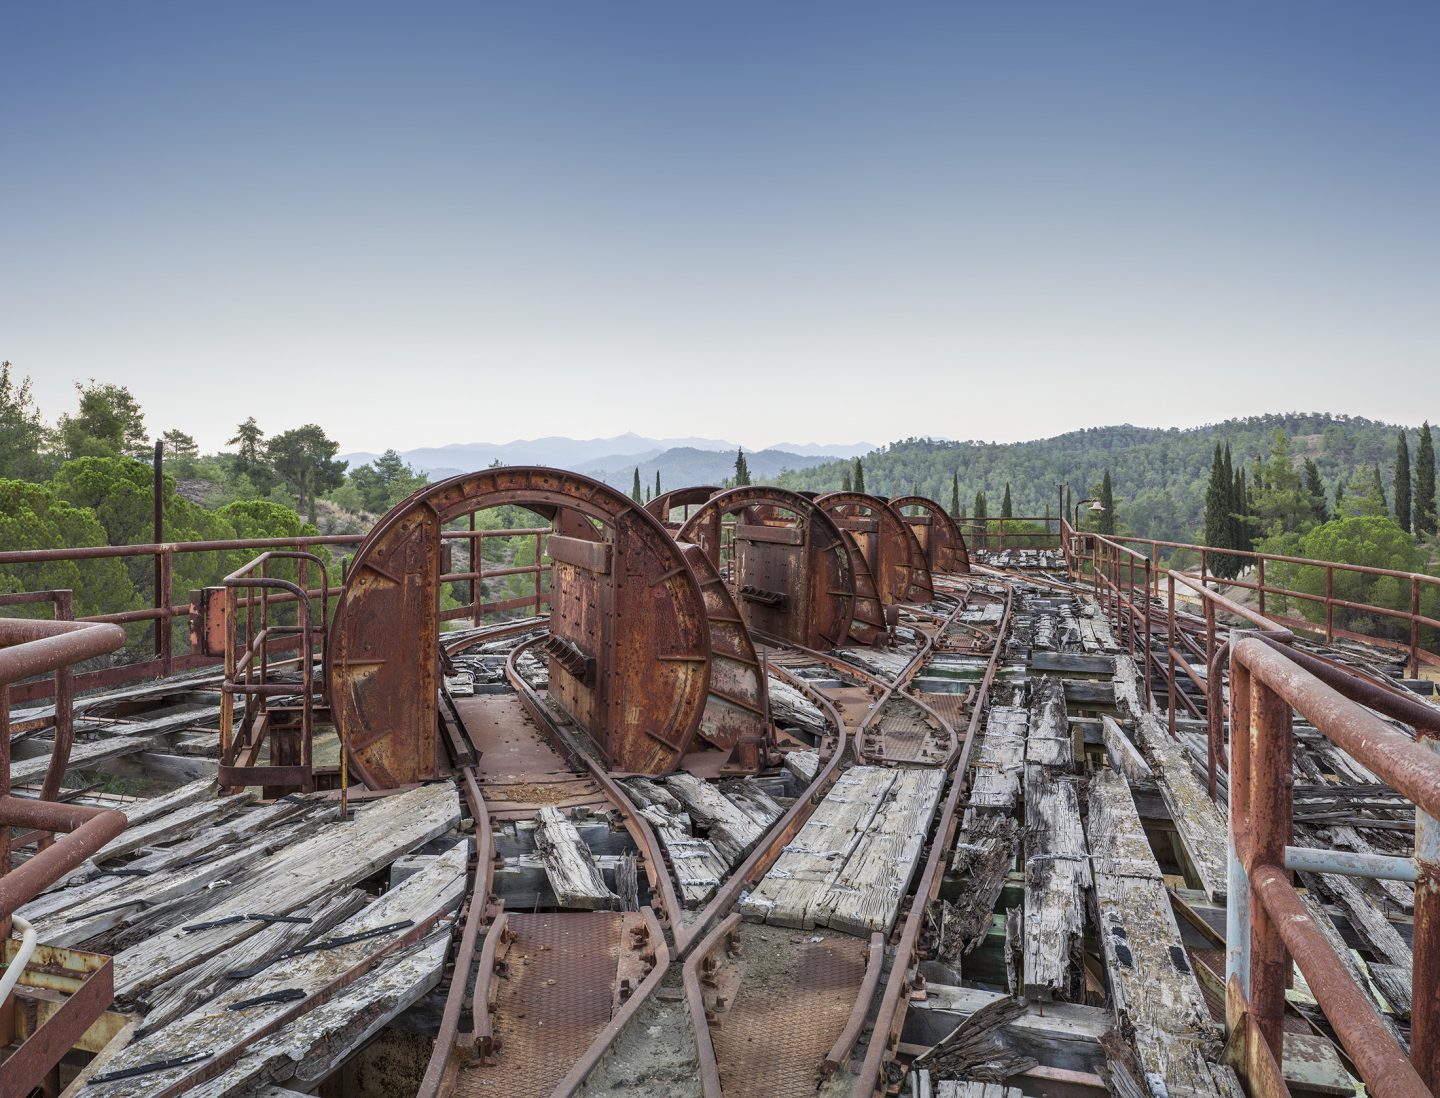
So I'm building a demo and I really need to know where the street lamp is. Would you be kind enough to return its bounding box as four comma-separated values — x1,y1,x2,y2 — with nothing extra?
1073,497,1105,530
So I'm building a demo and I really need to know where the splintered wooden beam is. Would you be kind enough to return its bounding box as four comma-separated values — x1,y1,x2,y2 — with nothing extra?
1112,654,1227,900
966,706,1027,814
1087,767,1243,1098
942,814,1019,960
535,806,618,910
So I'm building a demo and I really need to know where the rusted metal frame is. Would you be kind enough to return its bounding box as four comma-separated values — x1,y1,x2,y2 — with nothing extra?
1230,636,1440,1093
1222,975,1290,1098
1251,864,1428,1097
0,953,114,1098
851,588,1013,1095
824,931,885,1075
1244,666,1292,1059
552,905,670,1097
503,636,686,932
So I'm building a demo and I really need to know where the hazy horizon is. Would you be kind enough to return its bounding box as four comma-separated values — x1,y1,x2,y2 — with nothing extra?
4,3,1437,454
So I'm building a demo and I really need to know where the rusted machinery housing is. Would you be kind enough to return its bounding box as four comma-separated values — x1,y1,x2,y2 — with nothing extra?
889,494,971,575
326,467,769,786
675,485,888,648
815,491,936,605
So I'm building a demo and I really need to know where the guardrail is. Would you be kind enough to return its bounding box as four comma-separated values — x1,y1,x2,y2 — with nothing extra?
1226,635,1440,1097
217,551,331,799
957,515,1061,550
1,609,129,1097
0,525,553,705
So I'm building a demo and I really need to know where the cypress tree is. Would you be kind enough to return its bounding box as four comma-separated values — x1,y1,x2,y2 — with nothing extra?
1236,468,1251,552
1334,478,1345,516
950,471,959,517
853,457,865,494
1372,463,1387,512
1302,458,1327,524
1417,422,1437,535
1395,432,1412,532
1204,444,1228,550
842,467,852,492
654,469,661,499
1001,484,1013,519
631,467,642,502
974,491,987,547
734,448,751,487
1097,470,1116,535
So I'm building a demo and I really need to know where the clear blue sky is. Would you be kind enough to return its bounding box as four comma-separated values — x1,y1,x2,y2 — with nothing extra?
2,2,1436,454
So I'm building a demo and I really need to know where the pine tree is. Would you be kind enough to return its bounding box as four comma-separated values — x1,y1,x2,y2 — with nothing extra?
1417,422,1436,535
1097,470,1116,535
1302,458,1328,524
1395,431,1412,533
1000,484,1013,519
950,471,959,517
631,467,642,502
853,457,865,494
734,448,751,487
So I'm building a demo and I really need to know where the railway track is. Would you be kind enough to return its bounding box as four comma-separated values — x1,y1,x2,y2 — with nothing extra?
417,573,1015,1098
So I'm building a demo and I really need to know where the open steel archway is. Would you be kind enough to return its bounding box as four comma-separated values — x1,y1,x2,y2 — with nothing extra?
327,468,713,786
814,492,935,606
676,486,886,648
645,486,719,530
889,495,972,575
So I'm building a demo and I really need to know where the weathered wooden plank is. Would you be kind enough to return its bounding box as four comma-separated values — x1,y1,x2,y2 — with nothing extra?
111,783,459,1000
94,792,257,862
1114,655,1227,900
1101,715,1153,782
536,806,618,910
1087,767,1235,1097
741,766,895,929
783,749,820,785
88,843,466,1098
966,706,1027,814
1021,775,1088,1001
665,771,765,864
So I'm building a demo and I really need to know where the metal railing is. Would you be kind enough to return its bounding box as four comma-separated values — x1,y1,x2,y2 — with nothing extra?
1,608,128,1097
1226,635,1440,1098
957,515,1061,550
0,525,554,705
218,551,331,799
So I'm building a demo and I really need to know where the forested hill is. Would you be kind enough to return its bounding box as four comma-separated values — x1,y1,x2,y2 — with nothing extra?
775,413,1428,543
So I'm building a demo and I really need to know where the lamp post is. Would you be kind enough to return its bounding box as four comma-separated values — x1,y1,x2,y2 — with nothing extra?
1073,497,1105,531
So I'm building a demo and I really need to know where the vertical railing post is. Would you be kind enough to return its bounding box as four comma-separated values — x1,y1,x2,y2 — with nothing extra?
1167,574,1178,738
158,548,173,677
153,439,164,661
470,514,480,627
1257,555,1266,617
534,531,543,614
1415,716,1440,1090
1411,576,1422,680
1143,559,1153,707
1200,548,1209,590
1226,649,1254,1020
1205,595,1219,799
1325,567,1335,643
1247,668,1294,1060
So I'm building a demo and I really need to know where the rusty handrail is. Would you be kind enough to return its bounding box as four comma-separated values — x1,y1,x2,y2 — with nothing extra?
1227,635,1440,1096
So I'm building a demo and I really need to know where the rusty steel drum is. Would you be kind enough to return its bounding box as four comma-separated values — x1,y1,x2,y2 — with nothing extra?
889,495,971,575
815,492,934,606
327,468,712,786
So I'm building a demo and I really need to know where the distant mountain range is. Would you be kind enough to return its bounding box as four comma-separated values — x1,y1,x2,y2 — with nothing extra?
340,434,878,483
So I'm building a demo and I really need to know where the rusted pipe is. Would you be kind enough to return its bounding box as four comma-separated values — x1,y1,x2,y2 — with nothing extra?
0,618,126,684
1251,864,1429,1098
0,797,127,919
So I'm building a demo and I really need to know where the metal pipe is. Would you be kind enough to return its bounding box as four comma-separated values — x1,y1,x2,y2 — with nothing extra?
1252,864,1430,1098
1283,845,1418,881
